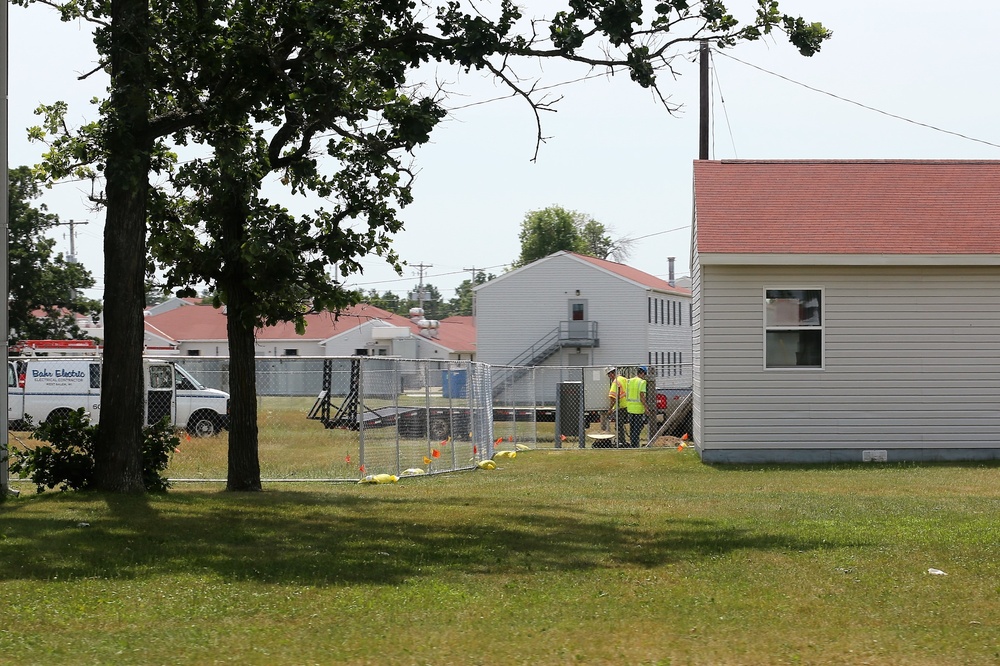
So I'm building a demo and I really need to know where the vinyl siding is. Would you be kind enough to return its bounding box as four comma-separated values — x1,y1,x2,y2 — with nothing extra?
691,215,703,447
476,254,689,367
700,264,1000,450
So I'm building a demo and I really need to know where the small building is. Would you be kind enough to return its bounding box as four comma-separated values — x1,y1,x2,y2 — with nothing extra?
475,250,691,373
143,303,476,360
692,159,1000,463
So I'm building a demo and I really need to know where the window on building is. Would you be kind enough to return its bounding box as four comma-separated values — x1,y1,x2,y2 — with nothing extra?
283,349,298,356
187,349,201,356
571,302,585,321
648,297,652,324
765,289,823,369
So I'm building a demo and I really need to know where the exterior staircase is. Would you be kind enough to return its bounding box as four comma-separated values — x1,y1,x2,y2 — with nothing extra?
493,321,599,397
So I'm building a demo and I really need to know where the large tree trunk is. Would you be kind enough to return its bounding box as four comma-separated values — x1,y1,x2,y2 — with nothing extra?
225,279,262,491
94,0,152,493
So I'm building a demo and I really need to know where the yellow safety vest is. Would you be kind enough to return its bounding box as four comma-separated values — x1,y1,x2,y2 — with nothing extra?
608,375,627,409
625,376,646,414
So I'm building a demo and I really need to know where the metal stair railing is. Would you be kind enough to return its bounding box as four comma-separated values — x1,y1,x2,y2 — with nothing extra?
493,321,600,398
505,326,562,368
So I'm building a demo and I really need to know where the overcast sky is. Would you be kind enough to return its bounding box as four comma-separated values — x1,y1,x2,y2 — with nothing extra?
9,0,1000,303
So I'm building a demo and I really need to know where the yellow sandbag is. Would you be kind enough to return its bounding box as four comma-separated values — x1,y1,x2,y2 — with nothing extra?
358,473,399,484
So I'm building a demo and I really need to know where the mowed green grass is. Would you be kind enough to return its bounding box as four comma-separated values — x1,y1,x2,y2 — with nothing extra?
8,396,549,481
3,451,1000,665
162,395,555,480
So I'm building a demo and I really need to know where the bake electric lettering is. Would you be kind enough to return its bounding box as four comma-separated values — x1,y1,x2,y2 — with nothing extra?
31,368,86,379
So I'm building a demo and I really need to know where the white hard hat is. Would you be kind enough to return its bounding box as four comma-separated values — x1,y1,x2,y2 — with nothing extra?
604,366,616,374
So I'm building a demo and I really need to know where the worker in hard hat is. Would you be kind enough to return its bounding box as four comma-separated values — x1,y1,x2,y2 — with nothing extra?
605,366,627,447
624,366,648,447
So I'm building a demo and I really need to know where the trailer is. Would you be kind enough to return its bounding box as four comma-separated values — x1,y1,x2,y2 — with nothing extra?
305,359,688,441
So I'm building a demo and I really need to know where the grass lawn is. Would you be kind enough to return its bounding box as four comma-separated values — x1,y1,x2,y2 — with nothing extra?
2,450,1000,665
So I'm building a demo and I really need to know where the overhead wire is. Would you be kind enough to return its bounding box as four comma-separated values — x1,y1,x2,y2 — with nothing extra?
714,49,1000,151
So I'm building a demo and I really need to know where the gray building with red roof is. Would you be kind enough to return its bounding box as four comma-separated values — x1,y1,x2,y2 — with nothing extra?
692,160,1000,463
474,250,691,374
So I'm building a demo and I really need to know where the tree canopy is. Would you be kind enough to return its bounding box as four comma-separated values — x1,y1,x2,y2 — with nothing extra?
23,0,830,492
7,166,102,343
514,205,634,267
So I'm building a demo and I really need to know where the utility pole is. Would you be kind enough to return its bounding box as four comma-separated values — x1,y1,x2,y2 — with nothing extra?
410,262,433,314
54,218,89,264
699,39,710,160
462,266,478,317
52,219,89,300
1,0,10,497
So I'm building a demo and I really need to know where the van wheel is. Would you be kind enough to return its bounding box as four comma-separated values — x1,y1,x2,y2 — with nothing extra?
188,411,220,437
44,408,74,425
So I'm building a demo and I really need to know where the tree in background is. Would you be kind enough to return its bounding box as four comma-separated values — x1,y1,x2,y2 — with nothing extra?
514,206,634,267
514,206,584,267
7,166,102,343
402,284,446,321
449,271,495,317
25,0,829,492
363,290,403,315
578,218,635,263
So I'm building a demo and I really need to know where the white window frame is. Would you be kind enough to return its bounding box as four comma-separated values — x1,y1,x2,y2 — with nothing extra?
763,287,824,371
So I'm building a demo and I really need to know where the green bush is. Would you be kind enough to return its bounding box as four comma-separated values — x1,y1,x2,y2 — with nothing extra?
10,409,179,493
141,417,178,493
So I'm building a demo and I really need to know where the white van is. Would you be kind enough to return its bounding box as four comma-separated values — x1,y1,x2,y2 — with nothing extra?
8,357,230,437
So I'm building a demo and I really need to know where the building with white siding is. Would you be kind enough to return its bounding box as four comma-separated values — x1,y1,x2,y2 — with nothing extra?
475,250,691,373
692,160,1000,463
143,303,476,360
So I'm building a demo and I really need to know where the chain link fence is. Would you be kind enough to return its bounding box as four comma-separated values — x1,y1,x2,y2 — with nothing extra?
490,363,693,450
6,356,693,485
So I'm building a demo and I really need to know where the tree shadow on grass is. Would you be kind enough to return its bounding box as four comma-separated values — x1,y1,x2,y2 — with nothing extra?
0,490,856,586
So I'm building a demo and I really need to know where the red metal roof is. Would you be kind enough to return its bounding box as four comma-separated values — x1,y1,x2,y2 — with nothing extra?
143,303,476,353
694,160,1000,255
569,252,690,294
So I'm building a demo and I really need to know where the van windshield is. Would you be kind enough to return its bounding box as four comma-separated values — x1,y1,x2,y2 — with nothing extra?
175,365,207,391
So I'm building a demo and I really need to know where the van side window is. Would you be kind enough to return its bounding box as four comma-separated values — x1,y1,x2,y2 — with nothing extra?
149,366,173,389
8,364,16,388
90,363,101,389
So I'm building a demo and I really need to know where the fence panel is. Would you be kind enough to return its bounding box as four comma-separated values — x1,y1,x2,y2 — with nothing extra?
135,357,691,482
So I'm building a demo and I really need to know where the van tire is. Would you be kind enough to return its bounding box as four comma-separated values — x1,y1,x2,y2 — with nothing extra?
44,408,74,425
188,411,221,437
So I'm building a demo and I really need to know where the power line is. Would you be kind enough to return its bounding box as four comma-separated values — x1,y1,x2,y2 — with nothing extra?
715,50,1000,151
347,262,510,289
628,223,690,243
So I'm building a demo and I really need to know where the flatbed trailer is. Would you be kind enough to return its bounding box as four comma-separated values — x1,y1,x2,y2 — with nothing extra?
305,359,606,438
305,358,687,440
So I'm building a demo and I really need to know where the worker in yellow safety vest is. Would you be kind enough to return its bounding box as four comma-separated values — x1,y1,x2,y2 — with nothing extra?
605,366,628,446
624,366,648,448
